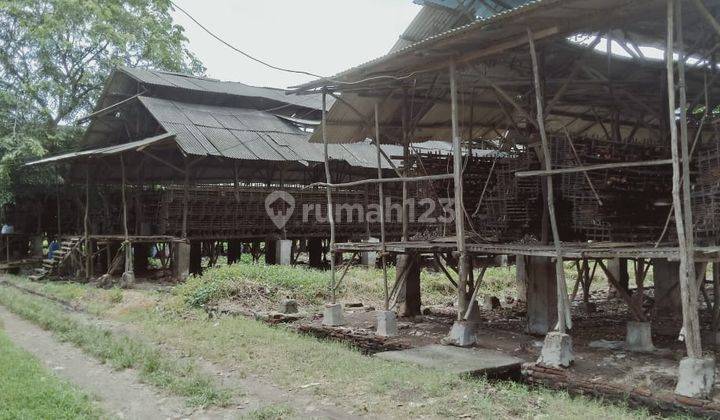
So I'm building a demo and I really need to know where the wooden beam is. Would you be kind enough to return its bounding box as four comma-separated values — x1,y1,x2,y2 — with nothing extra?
515,159,673,178
691,0,720,38
307,173,454,189
597,260,648,321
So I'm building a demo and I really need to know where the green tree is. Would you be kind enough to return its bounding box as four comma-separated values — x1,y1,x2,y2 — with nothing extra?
0,0,204,208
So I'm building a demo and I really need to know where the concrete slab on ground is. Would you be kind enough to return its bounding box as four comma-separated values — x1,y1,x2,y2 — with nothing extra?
375,344,523,378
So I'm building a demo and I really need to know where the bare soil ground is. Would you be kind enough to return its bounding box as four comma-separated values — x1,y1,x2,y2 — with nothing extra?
302,297,712,403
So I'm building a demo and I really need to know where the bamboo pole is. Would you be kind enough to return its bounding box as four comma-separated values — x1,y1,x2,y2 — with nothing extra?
669,0,702,358
450,61,470,320
528,28,571,332
322,91,338,304
375,103,389,310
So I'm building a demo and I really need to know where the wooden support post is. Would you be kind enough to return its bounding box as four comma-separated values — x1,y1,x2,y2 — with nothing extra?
667,0,702,358
56,184,61,236
528,28,571,332
120,155,133,281
182,160,189,239
375,103,390,310
84,167,91,281
322,91,338,304
713,263,720,341
450,61,470,320
401,89,410,242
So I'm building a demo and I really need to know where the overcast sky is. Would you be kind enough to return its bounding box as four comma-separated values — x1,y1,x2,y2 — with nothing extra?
171,0,420,89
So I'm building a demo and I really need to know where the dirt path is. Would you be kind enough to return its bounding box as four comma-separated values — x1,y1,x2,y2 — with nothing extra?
0,300,358,419
0,305,205,419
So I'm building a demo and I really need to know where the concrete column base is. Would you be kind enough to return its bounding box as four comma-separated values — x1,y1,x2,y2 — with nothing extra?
278,299,298,314
376,310,398,337
121,271,135,288
276,240,292,266
322,303,345,326
526,257,557,335
625,321,655,352
675,357,716,399
537,332,574,368
361,237,379,268
442,320,476,347
172,242,190,281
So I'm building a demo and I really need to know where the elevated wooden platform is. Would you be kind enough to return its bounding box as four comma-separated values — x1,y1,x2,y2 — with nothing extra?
335,240,720,261
89,235,181,244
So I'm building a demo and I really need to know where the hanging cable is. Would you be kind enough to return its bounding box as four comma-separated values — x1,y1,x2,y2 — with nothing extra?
171,1,423,87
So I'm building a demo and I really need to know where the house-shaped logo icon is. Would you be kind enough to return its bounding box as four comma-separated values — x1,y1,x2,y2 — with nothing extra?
265,191,296,229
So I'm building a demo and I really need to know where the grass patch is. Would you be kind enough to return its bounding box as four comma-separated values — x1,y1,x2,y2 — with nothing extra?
0,285,231,408
243,404,294,420
0,328,100,419
137,306,652,418
172,260,524,312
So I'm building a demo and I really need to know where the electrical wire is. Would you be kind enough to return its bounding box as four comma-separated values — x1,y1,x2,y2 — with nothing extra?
171,1,422,88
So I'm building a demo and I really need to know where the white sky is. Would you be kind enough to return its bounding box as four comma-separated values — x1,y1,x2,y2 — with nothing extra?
171,0,421,89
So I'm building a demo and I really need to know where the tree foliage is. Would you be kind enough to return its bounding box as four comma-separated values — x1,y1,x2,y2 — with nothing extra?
0,0,204,207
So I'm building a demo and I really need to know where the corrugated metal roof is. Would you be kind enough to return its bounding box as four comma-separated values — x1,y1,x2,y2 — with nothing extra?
137,96,402,169
25,133,175,166
392,1,534,53
121,67,329,111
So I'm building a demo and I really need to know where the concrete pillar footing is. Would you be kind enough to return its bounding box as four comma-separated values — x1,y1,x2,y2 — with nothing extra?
278,299,298,314
675,356,716,399
121,270,135,288
376,310,398,337
442,320,476,347
625,321,655,352
276,240,292,266
537,332,574,368
322,303,345,326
